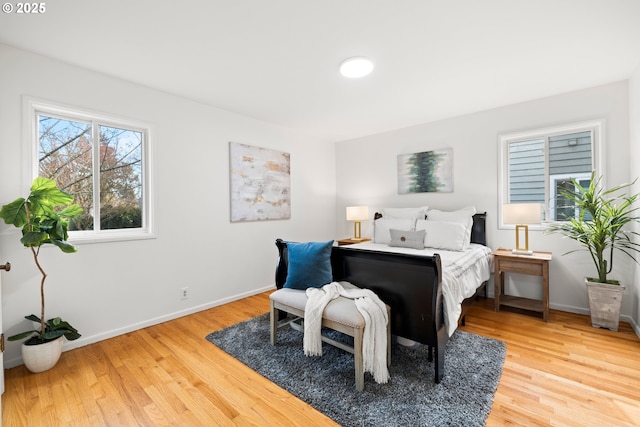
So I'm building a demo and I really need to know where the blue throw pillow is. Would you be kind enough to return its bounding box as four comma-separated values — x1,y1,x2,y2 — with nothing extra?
283,240,334,290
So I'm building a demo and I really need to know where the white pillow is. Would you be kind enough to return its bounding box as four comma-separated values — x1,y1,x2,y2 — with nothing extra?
426,206,476,247
374,218,415,244
416,220,467,251
380,206,428,220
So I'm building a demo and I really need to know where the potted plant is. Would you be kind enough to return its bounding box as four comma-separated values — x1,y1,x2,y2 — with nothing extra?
546,172,640,331
0,177,83,372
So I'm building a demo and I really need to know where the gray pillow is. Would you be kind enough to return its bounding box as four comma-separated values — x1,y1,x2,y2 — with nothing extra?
388,229,425,250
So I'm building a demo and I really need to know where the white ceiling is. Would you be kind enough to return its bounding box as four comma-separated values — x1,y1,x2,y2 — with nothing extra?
1,0,639,142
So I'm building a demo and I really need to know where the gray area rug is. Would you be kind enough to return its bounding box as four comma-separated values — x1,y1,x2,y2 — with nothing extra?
206,313,506,427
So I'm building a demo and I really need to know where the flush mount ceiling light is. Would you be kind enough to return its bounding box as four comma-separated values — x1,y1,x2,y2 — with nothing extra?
339,57,374,78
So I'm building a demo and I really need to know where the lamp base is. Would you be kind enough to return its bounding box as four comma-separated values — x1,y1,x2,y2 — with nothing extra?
512,249,534,255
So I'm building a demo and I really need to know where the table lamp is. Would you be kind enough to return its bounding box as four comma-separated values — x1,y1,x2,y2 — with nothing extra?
346,206,369,240
503,203,541,255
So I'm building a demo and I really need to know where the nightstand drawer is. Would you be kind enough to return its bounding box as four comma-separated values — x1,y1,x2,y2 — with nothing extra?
499,259,543,276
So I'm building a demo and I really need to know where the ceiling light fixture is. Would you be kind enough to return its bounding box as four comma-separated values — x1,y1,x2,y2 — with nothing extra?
339,57,374,78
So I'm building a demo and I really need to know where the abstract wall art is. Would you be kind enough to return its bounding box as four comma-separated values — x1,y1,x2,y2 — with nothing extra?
397,148,453,194
229,142,291,222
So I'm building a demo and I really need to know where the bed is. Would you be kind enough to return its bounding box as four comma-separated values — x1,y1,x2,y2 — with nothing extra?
275,211,491,383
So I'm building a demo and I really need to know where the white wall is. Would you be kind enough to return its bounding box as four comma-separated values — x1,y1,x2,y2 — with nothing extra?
335,81,635,325
0,44,337,367
629,64,640,336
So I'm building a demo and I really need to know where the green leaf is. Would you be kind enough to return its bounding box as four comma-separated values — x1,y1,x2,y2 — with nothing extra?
59,204,83,219
20,231,49,247
2,178,81,252
50,239,78,253
31,184,74,208
51,219,66,240
0,198,27,227
42,330,65,340
64,330,81,341
25,314,41,323
44,317,81,341
54,320,78,333
9,315,80,342
7,330,38,341
27,197,55,218
30,176,57,193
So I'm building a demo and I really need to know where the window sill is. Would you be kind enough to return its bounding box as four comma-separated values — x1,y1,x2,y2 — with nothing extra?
69,229,157,245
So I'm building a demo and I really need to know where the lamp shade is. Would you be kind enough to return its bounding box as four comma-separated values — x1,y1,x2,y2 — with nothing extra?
503,203,541,225
346,206,369,221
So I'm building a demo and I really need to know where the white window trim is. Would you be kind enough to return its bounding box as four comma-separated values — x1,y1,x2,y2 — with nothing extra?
23,96,156,244
497,119,605,230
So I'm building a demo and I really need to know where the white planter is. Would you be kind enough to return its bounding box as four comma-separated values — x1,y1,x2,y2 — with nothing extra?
22,336,64,373
585,279,625,332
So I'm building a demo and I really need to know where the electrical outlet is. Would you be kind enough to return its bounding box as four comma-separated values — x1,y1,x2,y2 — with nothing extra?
180,287,189,300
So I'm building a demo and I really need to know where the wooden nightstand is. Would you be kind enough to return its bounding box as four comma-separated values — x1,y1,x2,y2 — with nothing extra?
493,248,552,322
337,238,371,246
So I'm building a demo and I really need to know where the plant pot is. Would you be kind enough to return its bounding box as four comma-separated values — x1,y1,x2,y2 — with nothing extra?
585,278,625,332
21,336,64,373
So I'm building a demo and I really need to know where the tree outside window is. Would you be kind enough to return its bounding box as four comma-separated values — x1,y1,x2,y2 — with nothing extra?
37,112,147,235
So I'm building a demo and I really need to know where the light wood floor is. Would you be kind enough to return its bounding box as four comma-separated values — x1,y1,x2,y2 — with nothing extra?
3,293,640,426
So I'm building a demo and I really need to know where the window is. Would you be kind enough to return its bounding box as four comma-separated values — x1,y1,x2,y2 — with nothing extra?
28,99,154,242
499,120,603,226
549,173,592,221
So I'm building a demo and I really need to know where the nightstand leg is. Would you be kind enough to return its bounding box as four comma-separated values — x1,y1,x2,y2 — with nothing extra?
543,262,549,322
494,269,501,312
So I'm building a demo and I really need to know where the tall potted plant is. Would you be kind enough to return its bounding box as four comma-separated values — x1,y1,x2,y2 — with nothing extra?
0,177,83,372
546,172,640,331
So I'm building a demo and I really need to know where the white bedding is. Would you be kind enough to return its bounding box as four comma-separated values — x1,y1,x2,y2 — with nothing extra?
342,241,493,337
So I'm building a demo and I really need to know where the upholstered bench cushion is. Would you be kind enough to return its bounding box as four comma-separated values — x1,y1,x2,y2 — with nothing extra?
270,285,391,391
270,288,365,329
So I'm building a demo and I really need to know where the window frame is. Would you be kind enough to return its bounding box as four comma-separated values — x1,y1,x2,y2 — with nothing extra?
498,119,605,230
24,97,155,244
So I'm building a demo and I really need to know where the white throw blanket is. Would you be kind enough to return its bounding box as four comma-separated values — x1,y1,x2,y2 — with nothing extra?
304,281,390,384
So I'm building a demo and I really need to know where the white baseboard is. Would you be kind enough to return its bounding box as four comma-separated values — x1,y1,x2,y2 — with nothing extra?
551,302,640,339
7,286,638,368
549,302,590,316
628,317,640,338
4,284,275,369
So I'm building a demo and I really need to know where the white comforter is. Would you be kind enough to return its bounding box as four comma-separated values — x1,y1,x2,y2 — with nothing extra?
341,242,493,336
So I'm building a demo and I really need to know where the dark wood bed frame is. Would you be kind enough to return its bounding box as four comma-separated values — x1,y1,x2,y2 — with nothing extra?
275,212,488,383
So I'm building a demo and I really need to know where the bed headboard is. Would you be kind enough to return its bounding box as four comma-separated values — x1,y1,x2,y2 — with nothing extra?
470,212,487,246
373,211,488,246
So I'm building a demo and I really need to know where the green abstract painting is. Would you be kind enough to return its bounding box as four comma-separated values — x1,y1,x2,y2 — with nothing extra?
398,148,453,194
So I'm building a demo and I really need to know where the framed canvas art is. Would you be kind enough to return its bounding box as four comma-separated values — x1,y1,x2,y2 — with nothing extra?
397,148,453,194
229,142,291,222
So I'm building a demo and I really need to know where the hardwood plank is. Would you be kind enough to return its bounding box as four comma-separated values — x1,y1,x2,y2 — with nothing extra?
462,299,640,427
3,293,639,426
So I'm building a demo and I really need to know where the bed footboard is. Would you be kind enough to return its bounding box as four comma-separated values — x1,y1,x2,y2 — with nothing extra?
275,239,448,383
